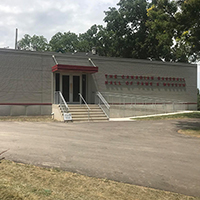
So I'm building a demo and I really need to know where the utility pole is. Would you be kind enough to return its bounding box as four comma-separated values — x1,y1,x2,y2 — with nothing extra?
15,28,18,49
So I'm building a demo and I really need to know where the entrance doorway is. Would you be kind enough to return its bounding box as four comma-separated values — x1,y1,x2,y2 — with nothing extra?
55,73,87,103
72,75,80,102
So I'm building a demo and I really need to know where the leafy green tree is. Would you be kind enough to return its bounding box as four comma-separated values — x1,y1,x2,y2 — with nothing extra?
18,34,32,50
49,32,64,53
146,0,200,62
18,34,49,51
78,24,114,56
49,32,79,53
62,32,79,52
78,25,100,53
197,88,200,110
175,0,200,62
77,33,91,53
104,0,149,59
146,0,180,61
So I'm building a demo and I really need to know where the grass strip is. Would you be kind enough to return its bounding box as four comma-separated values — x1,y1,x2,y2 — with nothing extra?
131,112,200,120
0,160,199,200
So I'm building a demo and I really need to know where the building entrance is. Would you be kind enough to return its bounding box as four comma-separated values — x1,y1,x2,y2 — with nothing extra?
55,73,87,103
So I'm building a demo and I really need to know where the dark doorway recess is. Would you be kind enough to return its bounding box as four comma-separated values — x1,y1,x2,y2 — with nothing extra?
62,75,69,102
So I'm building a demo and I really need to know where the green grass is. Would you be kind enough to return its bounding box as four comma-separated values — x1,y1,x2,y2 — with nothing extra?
131,112,200,120
0,160,199,200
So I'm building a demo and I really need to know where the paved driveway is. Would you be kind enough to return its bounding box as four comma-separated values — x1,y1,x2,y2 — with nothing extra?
1,119,200,197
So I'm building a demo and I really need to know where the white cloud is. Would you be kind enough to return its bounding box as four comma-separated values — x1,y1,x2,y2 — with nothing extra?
0,0,119,49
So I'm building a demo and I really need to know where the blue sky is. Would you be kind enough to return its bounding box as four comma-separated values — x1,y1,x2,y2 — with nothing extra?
0,0,119,48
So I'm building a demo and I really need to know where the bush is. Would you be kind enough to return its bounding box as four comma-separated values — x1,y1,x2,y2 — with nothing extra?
197,89,200,110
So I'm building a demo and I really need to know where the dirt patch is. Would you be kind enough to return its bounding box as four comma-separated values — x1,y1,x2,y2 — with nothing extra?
0,116,53,122
178,128,200,138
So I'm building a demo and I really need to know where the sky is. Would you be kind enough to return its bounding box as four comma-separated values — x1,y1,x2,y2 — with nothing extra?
0,0,119,49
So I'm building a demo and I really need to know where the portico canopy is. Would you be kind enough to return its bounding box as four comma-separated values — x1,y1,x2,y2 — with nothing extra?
52,64,98,74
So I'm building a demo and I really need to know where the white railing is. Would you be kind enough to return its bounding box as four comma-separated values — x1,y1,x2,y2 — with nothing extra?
101,92,187,117
54,91,69,115
79,93,91,121
96,92,110,119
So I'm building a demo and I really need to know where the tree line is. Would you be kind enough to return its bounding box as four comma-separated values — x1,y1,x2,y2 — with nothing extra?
18,0,200,63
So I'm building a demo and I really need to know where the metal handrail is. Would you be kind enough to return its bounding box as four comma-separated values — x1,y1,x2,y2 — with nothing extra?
96,92,110,118
100,92,186,117
79,93,91,110
79,93,91,121
101,92,184,104
60,92,69,111
96,92,110,110
54,91,69,113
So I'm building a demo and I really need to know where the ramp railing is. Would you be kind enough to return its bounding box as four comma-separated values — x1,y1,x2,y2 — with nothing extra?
100,92,187,117
96,92,110,119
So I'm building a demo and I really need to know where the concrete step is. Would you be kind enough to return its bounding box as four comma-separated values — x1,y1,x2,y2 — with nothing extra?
67,104,108,122
69,109,102,113
68,104,99,107
70,112,105,116
71,114,107,118
53,104,108,122
72,117,108,122
68,107,99,110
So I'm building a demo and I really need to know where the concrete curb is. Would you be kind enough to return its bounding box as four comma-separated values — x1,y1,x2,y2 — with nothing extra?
110,111,200,121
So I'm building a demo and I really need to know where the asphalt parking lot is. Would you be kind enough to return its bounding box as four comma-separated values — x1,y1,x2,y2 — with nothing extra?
1,119,200,197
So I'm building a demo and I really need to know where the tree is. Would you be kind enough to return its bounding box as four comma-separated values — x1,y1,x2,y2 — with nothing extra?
146,0,200,62
197,88,200,110
78,24,114,56
31,35,49,51
104,0,149,59
49,32,64,53
146,0,180,61
17,34,32,50
18,34,49,51
49,32,79,53
175,0,200,62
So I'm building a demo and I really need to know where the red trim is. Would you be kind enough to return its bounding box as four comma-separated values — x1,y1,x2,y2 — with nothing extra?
0,102,196,106
0,103,52,106
110,102,197,105
52,64,98,74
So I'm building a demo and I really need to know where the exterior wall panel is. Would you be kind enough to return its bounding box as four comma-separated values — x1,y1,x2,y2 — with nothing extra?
0,105,11,116
0,49,197,117
11,105,26,116
0,51,53,105
92,57,197,105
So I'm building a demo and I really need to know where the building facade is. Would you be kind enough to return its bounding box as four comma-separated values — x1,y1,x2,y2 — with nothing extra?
0,49,197,117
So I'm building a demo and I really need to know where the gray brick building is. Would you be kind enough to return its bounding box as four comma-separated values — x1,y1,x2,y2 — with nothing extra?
0,48,197,118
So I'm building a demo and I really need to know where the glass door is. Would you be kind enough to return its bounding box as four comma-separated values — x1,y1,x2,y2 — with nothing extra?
73,76,80,102
62,75,70,102
59,74,86,103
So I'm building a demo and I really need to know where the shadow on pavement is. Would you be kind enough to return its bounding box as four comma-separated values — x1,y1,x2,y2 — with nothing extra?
175,119,200,130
